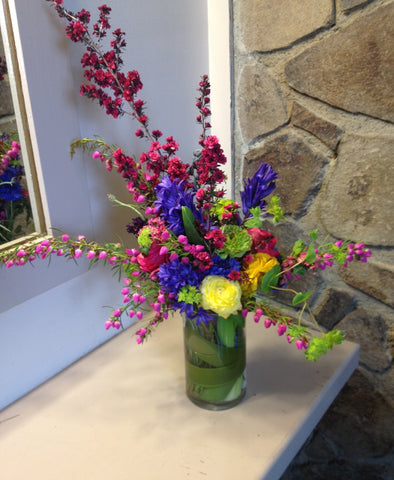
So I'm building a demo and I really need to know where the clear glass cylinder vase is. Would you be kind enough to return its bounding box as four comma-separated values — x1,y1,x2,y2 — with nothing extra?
183,311,246,410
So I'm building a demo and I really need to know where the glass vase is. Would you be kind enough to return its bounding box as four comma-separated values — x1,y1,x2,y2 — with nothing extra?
183,311,246,410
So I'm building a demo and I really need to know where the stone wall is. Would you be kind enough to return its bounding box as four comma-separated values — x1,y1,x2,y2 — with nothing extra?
232,1,393,478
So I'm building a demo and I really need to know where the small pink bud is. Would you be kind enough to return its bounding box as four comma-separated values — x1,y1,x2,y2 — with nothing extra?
136,311,144,320
159,246,169,256
277,324,287,336
61,234,70,242
132,293,141,303
129,310,135,318
136,195,145,203
157,294,165,304
264,318,273,329
241,309,249,318
87,250,96,259
74,248,83,259
105,320,112,330
153,303,161,312
108,256,117,265
169,252,178,261
113,309,122,317
178,235,188,245
98,251,107,260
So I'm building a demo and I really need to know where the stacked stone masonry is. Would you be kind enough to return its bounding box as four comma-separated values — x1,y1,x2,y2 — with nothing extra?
233,0,393,478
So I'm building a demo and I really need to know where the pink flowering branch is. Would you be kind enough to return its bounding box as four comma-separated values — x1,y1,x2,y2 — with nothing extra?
0,232,167,331
46,0,179,172
47,1,228,210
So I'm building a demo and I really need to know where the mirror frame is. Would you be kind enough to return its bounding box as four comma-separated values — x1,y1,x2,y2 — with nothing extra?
0,0,47,250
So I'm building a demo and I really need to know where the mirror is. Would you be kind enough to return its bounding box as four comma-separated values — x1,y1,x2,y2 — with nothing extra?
0,0,46,247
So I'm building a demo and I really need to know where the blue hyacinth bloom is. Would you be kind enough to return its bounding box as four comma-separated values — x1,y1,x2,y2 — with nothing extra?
240,162,278,216
207,256,241,277
0,166,23,201
154,176,200,235
157,258,201,295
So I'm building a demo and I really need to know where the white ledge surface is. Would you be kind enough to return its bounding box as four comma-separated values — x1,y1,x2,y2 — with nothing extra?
0,314,359,480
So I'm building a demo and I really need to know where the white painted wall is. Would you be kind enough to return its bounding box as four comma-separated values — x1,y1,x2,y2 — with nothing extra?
0,0,231,411
207,0,233,196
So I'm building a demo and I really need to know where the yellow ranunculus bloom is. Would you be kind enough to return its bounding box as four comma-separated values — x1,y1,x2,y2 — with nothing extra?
243,253,280,295
200,275,242,319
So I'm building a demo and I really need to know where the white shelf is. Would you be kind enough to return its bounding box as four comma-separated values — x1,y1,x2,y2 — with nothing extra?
0,314,359,480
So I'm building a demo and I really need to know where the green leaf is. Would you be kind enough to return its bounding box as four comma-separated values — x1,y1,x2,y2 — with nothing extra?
267,195,284,223
181,206,204,245
178,285,202,305
260,264,281,293
244,218,262,228
292,239,305,257
286,324,308,340
293,264,306,277
217,316,236,348
244,207,263,228
332,246,347,264
309,229,319,241
304,330,345,361
292,291,311,305
304,243,317,264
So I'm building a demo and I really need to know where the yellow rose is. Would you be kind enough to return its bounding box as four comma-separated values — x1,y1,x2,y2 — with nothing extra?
243,253,279,294
200,275,242,318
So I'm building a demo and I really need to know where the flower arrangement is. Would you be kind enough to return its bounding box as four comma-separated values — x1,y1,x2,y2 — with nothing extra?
0,1,371,363
0,133,32,243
